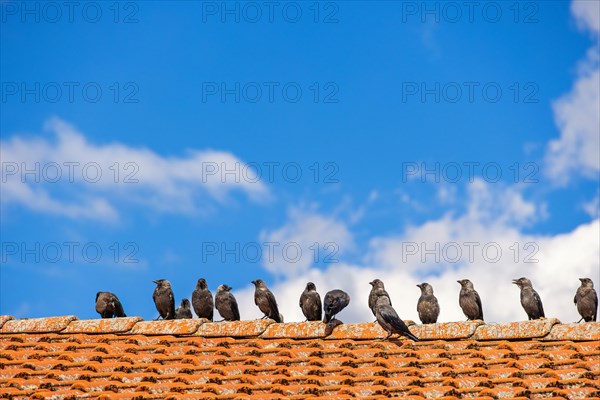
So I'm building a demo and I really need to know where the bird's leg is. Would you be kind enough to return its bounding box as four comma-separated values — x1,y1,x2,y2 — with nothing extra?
260,315,267,320
577,317,583,323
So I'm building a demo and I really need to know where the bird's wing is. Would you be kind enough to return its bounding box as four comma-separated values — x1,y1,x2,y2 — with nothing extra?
231,294,241,320
533,291,545,317
299,293,304,308
115,299,126,317
266,290,280,315
474,291,483,319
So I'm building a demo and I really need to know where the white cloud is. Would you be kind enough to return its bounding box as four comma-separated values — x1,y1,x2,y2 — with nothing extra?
571,0,600,34
258,206,355,278
544,1,600,185
235,181,599,325
0,118,270,222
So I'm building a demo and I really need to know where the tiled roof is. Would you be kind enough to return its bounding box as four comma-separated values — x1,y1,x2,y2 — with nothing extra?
1,315,599,399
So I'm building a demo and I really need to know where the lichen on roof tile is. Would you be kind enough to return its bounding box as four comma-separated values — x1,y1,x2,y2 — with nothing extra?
471,319,561,340
1,316,77,333
63,317,143,334
129,319,203,335
195,320,274,337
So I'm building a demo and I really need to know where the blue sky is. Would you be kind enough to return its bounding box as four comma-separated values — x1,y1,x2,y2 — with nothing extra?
1,1,598,323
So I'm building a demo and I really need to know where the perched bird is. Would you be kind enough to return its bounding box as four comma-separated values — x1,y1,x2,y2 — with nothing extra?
299,282,322,321
175,298,193,319
153,279,175,320
416,282,440,324
215,284,240,321
323,289,350,323
374,297,419,341
574,278,598,322
95,292,126,318
513,277,545,320
369,279,392,317
252,279,282,323
192,278,214,321
457,279,484,321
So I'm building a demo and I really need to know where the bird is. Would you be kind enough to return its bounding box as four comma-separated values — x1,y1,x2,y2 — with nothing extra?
416,282,440,324
323,289,350,323
192,278,214,321
153,279,175,320
374,296,419,341
175,298,193,319
215,284,240,321
252,279,282,323
457,279,484,321
574,278,598,322
299,282,322,321
513,277,545,320
369,279,392,318
95,292,126,318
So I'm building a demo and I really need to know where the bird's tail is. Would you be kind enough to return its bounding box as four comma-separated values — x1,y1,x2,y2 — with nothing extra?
271,313,282,323
404,330,420,342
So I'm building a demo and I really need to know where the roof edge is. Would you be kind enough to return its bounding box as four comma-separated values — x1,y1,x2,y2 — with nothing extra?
0,315,598,341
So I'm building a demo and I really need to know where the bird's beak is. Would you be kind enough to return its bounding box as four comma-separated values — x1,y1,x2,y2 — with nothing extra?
416,284,422,288
251,280,256,285
369,281,374,286
153,280,158,284
579,278,585,282
456,280,461,284
512,279,518,284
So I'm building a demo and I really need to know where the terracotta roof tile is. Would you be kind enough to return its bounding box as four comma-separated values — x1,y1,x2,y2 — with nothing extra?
1,316,77,333
0,316,599,398
195,320,273,337
472,318,560,340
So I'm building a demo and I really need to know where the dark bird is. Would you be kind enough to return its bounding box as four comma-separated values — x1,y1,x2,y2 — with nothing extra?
299,282,322,321
95,292,126,318
252,279,282,323
374,297,419,341
416,282,440,324
192,278,214,321
153,279,175,320
215,284,240,321
574,278,598,322
513,277,545,320
369,279,392,317
175,298,193,319
457,279,484,321
323,289,350,323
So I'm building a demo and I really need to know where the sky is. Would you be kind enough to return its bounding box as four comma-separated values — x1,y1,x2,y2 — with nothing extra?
1,0,599,325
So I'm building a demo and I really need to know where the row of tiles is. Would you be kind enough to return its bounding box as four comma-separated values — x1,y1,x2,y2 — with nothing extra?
1,316,599,341
1,333,599,399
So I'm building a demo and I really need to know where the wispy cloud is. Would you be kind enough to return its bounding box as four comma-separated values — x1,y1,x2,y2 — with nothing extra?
545,0,600,185
1,118,270,222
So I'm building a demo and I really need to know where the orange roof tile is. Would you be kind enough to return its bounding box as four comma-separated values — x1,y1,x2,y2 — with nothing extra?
0,315,598,398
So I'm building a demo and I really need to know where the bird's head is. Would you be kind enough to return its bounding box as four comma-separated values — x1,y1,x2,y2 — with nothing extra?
306,282,317,291
369,279,384,289
196,278,208,290
181,298,190,307
512,277,531,288
153,279,170,288
579,278,594,288
418,282,433,294
251,279,265,288
217,284,232,292
457,279,473,289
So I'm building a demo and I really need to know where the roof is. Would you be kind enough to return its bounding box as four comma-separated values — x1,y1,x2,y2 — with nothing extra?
1,315,599,399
